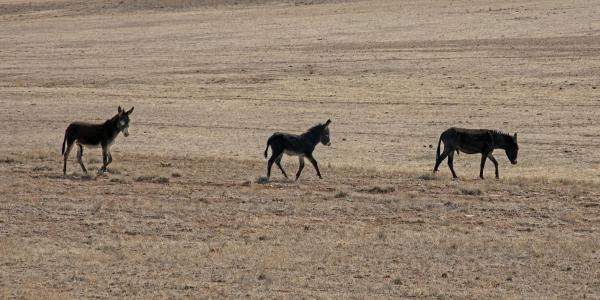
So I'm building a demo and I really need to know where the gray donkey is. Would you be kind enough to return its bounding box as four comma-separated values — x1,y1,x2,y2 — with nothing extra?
264,120,331,181
62,106,134,175
433,127,518,179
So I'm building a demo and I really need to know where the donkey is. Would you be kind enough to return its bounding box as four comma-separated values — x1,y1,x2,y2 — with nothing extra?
264,119,331,181
433,127,518,179
61,106,134,175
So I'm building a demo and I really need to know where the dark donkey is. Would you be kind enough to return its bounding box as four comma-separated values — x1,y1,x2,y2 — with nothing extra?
433,127,518,179
264,120,331,181
62,106,134,175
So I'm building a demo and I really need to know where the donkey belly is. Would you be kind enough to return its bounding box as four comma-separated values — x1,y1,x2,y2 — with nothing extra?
77,140,102,148
77,137,111,148
284,149,304,156
457,147,480,154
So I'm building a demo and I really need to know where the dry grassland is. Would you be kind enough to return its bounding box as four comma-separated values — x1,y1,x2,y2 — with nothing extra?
1,0,599,298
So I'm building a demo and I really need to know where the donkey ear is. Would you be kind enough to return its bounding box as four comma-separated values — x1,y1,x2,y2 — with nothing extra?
118,106,123,114
126,107,134,115
324,119,331,127
513,133,518,142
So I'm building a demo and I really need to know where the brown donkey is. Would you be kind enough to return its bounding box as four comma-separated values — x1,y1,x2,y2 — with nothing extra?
264,120,331,181
433,127,518,179
62,106,134,175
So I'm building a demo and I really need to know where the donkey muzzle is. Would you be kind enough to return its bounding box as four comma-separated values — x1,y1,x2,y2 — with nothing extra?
511,160,517,165
123,127,130,137
326,142,331,146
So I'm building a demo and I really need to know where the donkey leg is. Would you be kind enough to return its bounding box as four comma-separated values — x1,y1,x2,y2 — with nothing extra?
295,156,305,181
104,150,113,173
479,153,487,179
77,144,88,174
307,155,322,179
487,154,499,178
63,142,74,175
266,150,281,179
447,152,458,178
275,154,288,178
433,150,450,173
99,145,109,174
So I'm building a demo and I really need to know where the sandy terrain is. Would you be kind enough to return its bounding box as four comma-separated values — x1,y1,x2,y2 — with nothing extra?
1,0,599,298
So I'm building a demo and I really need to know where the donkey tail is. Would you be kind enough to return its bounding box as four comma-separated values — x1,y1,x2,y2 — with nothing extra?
61,131,67,155
435,134,442,160
264,138,271,158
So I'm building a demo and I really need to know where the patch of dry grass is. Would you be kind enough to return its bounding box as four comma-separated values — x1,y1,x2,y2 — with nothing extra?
360,185,395,194
135,174,169,184
2,0,600,297
459,187,484,196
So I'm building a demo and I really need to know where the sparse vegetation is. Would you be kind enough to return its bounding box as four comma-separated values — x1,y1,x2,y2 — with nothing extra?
417,173,436,180
255,176,269,184
32,165,52,171
135,175,169,184
110,177,128,184
334,191,350,198
2,0,599,298
459,187,483,196
0,158,17,164
361,185,395,194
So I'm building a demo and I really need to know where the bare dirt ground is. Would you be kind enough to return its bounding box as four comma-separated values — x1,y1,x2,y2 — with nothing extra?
1,0,600,298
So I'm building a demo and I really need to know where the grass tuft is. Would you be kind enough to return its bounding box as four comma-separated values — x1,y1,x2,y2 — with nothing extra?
0,157,17,164
417,173,436,180
334,191,351,198
135,175,169,184
32,165,52,171
361,186,395,194
88,157,101,164
110,177,129,184
255,176,269,184
459,187,483,196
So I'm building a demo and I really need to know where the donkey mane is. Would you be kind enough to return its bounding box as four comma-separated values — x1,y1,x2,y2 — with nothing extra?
488,129,517,150
301,123,325,138
489,129,511,138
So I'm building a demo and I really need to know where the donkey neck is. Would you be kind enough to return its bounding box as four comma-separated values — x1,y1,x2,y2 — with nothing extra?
490,131,512,150
301,126,324,146
102,116,122,138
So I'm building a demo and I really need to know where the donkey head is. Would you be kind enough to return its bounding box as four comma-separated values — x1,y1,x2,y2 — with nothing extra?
505,133,518,164
320,119,332,146
117,106,134,137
